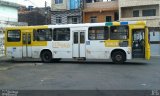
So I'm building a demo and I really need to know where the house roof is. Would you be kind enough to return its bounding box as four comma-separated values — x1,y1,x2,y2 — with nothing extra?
0,0,22,8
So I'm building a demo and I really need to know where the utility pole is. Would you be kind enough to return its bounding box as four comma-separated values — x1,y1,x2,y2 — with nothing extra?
45,1,48,25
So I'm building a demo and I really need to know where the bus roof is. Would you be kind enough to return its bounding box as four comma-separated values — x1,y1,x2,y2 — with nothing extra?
5,21,146,30
49,21,146,28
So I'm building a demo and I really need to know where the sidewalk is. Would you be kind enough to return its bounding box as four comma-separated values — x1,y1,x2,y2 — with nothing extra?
0,56,15,71
0,56,12,64
0,56,7,61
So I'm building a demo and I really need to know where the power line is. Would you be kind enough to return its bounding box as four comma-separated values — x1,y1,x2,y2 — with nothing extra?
24,0,39,7
28,0,38,7
24,0,50,7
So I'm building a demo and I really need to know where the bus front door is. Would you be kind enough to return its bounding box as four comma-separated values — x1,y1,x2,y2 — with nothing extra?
73,31,86,58
22,32,32,58
132,29,145,58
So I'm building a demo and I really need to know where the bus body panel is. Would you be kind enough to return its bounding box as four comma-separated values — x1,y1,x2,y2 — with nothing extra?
5,21,150,62
86,40,108,59
145,27,151,60
52,41,73,58
6,47,22,58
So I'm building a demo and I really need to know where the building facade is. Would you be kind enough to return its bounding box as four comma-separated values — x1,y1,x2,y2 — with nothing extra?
51,0,83,24
18,7,51,25
0,0,23,57
119,0,160,56
83,0,119,23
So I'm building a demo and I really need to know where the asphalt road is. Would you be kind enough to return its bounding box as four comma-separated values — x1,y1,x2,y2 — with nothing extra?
0,57,160,90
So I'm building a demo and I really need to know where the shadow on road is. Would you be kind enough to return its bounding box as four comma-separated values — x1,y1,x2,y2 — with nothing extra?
1,59,148,66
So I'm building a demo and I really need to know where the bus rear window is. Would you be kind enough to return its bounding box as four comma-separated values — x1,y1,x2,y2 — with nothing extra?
110,26,128,40
7,30,21,42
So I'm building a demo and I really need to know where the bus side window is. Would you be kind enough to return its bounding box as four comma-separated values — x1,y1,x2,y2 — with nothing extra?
110,25,128,40
33,29,52,41
53,28,70,41
88,26,109,40
7,30,21,42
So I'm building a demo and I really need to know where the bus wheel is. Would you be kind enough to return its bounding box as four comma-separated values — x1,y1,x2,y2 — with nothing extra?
41,51,52,63
112,51,125,64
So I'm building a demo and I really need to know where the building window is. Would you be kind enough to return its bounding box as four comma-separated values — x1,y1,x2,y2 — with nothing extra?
33,29,52,41
106,16,112,22
7,30,21,42
142,9,156,16
72,17,78,24
110,26,128,40
53,28,70,41
55,0,63,4
86,0,92,3
133,10,139,17
88,27,109,40
114,12,119,21
94,0,101,2
90,16,97,23
68,16,79,24
56,17,62,24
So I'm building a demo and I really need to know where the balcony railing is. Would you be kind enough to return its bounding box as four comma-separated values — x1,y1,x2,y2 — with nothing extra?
119,0,160,7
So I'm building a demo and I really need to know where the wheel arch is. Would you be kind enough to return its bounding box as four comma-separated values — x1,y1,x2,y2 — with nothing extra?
111,49,127,61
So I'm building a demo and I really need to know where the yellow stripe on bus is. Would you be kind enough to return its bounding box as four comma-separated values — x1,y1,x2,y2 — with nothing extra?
112,22,120,26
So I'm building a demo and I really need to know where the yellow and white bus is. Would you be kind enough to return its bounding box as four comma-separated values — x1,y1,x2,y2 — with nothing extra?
5,21,150,63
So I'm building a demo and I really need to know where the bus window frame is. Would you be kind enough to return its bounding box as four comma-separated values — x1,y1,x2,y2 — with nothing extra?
88,26,109,40
7,30,21,42
110,25,129,40
33,28,52,41
53,28,70,41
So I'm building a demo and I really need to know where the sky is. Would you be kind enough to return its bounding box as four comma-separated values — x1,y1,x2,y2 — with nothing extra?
3,0,112,8
21,0,51,7
3,0,51,7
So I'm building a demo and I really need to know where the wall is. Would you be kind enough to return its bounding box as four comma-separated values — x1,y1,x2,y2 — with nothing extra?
121,5,159,18
84,11,116,23
1,0,19,3
119,0,160,7
84,1,118,12
83,0,119,23
51,0,68,11
51,10,82,24
119,0,160,27
0,5,18,22
150,31,160,56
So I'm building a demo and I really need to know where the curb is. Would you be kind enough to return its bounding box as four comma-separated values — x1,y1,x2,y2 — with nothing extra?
0,67,11,71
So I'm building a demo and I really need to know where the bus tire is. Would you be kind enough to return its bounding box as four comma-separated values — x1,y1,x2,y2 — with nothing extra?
41,50,52,63
112,51,125,64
